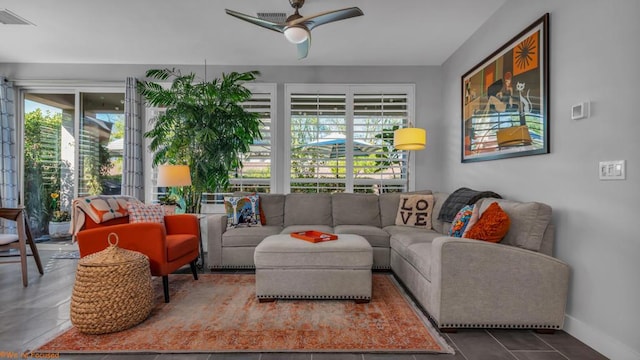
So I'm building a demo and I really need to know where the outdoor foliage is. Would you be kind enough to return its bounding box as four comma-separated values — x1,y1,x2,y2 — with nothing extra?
24,109,66,234
138,68,262,213
289,115,404,193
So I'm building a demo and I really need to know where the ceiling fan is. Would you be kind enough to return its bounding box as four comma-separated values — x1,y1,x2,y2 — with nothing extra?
225,0,364,60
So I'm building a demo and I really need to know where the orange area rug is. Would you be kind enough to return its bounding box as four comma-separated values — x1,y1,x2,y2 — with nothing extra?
38,274,453,354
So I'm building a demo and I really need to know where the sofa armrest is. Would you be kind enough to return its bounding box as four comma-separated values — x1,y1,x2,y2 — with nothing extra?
206,214,228,268
77,223,168,263
430,236,570,328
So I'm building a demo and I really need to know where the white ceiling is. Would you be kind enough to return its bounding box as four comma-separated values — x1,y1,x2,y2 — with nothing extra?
0,0,506,66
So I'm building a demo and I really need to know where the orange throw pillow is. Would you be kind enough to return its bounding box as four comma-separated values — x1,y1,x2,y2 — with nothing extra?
259,200,266,225
462,202,510,243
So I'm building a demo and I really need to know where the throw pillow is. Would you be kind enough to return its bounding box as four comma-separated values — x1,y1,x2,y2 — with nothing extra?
461,202,481,238
463,202,510,243
448,205,474,237
224,195,262,228
395,194,434,229
255,194,267,225
127,203,165,224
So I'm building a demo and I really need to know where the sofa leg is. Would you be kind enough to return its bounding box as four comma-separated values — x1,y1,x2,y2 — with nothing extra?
163,276,170,303
190,260,199,280
258,298,276,303
535,329,556,334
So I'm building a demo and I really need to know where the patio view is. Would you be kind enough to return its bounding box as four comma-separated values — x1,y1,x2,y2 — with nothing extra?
23,92,124,240
288,92,408,194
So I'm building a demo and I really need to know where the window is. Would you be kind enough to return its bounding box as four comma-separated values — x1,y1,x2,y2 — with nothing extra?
229,84,277,194
285,84,414,194
21,90,124,239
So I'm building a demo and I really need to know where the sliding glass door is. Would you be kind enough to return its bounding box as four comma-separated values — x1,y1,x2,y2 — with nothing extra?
78,93,124,197
22,90,124,240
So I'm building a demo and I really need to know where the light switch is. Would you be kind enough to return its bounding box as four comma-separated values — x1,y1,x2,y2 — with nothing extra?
572,101,590,120
599,160,626,180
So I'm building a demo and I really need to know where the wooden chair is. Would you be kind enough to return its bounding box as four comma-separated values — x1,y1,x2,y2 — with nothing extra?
0,207,44,286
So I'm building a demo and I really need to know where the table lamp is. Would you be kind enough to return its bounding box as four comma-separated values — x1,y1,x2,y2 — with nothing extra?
157,164,192,213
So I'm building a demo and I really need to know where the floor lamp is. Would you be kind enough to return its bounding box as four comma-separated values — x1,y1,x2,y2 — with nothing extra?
393,127,426,191
157,164,192,214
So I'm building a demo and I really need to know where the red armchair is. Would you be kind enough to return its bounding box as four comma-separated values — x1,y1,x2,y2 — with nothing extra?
76,212,200,303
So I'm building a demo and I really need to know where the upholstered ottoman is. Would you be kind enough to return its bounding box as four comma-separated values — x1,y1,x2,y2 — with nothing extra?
254,234,373,303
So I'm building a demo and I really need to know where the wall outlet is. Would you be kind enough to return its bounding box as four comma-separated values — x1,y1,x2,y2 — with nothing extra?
599,160,626,180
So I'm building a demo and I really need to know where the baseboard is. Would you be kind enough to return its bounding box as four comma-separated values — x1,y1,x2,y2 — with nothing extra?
564,315,640,360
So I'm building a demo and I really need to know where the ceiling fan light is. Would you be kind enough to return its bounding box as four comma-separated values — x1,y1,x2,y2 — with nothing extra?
284,26,309,44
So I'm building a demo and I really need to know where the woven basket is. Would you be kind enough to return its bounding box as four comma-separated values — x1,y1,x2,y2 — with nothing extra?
70,233,154,335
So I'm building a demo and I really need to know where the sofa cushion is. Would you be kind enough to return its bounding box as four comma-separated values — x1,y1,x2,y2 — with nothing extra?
284,193,332,227
259,194,285,226
332,193,381,227
395,194,434,229
430,192,450,234
479,199,551,251
281,225,334,235
405,242,434,281
389,228,440,264
334,225,389,247
379,190,432,227
463,202,510,243
384,224,433,236
222,226,282,247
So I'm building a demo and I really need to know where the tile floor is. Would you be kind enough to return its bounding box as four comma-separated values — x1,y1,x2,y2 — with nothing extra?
0,246,608,360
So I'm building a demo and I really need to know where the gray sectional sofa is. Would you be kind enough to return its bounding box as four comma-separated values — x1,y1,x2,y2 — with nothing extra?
206,191,570,330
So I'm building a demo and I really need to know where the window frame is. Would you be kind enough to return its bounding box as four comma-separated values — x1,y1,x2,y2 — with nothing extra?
16,82,125,201
284,83,416,194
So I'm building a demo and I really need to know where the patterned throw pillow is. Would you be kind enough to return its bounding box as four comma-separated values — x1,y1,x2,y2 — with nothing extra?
79,195,142,224
448,205,474,237
224,195,262,229
463,202,510,243
395,194,435,229
127,203,165,224
461,202,481,238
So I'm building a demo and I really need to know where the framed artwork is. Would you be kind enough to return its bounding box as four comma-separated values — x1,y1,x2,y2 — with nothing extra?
461,13,549,163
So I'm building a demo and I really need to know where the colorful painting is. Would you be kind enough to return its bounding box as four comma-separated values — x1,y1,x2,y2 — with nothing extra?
461,14,549,162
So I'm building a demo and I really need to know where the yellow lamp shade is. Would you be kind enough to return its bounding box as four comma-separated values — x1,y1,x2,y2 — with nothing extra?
157,164,192,187
394,128,426,150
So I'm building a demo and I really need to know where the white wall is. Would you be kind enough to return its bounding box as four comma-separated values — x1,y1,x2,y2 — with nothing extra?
0,64,444,192
441,1,640,359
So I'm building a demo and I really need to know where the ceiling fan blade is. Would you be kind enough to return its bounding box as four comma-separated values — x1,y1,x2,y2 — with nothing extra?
290,7,364,31
225,9,286,33
297,36,311,60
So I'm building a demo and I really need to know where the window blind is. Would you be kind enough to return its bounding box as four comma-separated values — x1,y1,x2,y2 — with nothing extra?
286,85,413,194
229,87,275,194
289,92,347,193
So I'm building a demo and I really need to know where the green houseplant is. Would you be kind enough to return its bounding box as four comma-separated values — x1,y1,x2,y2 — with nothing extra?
137,68,262,213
